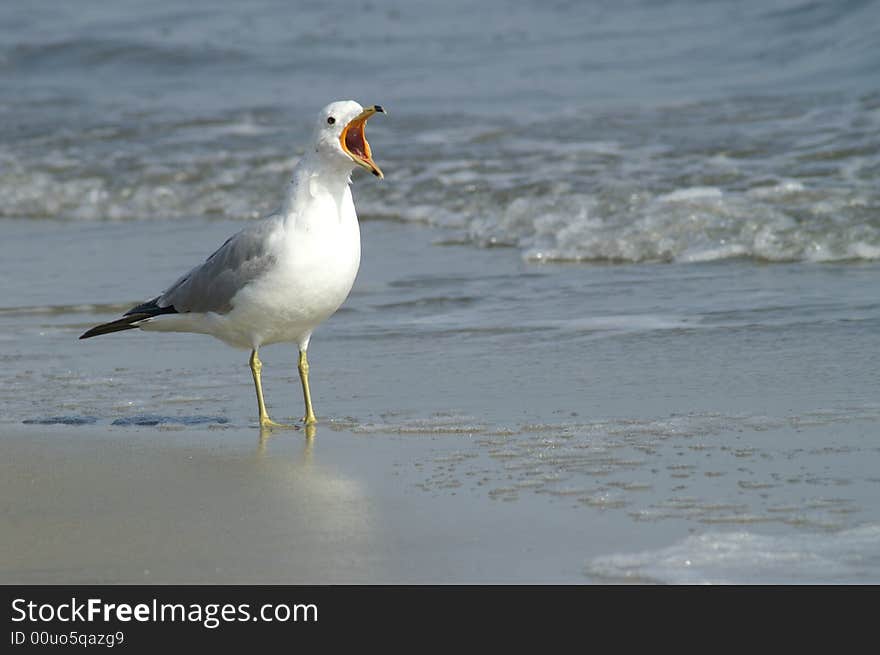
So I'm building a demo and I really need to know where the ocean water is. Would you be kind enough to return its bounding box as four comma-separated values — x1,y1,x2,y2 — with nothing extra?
2,0,880,583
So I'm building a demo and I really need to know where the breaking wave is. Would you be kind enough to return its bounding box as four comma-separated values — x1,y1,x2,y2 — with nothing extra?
2,0,879,265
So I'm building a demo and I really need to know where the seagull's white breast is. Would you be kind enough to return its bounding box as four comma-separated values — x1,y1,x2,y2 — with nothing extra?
217,183,361,349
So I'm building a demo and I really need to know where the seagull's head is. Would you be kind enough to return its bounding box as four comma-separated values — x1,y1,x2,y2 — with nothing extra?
313,100,385,179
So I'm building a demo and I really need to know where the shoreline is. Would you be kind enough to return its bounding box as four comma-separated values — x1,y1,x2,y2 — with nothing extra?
4,405,880,583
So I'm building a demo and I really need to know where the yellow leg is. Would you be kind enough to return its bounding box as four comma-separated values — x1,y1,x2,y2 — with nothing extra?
298,350,318,426
250,349,285,429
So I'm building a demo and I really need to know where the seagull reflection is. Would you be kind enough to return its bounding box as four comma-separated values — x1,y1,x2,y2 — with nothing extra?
256,424,315,459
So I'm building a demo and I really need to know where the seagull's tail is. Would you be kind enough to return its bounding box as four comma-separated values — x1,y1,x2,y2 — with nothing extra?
79,297,178,340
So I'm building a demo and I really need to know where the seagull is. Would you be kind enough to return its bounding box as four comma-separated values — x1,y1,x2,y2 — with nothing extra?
80,100,385,431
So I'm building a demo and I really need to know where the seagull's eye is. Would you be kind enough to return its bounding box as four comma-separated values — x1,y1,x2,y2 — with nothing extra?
327,116,336,125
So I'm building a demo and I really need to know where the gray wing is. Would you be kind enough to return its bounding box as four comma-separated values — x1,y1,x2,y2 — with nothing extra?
157,215,282,314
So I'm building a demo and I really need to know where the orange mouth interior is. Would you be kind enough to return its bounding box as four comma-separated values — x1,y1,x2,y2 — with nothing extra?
343,120,371,161
340,113,382,177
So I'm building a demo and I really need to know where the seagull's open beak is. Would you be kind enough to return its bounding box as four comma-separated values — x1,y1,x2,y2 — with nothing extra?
340,105,385,178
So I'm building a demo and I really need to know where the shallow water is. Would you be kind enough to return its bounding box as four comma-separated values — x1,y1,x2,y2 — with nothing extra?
2,0,880,583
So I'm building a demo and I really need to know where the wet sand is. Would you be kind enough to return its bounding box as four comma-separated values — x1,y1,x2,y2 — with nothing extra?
4,410,880,583
1,422,631,584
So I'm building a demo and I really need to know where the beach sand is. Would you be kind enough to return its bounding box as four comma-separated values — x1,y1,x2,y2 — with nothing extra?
1,422,624,584
4,411,880,584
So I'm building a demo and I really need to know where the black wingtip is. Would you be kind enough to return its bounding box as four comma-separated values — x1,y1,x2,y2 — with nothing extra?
80,298,178,340
79,313,152,340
